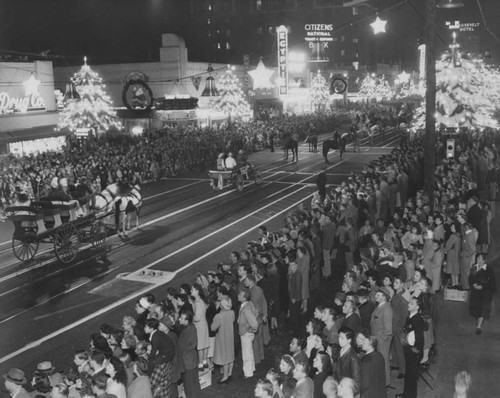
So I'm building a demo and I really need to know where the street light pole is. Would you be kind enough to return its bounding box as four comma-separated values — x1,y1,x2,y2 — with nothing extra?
424,0,437,195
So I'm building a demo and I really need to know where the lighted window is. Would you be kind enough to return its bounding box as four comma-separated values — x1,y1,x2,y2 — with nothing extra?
207,18,211,24
355,52,359,58
353,37,359,43
217,29,220,34
257,27,263,34
268,26,274,34
340,35,345,42
226,42,231,50
208,4,212,11
256,0,262,10
341,49,345,56
217,42,221,49
208,31,212,37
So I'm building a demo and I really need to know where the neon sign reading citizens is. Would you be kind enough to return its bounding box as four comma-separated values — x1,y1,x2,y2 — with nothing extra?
304,23,334,42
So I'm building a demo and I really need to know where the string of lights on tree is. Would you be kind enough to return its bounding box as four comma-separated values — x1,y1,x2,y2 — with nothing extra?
358,74,395,101
212,66,252,119
309,71,330,112
58,57,122,133
411,33,499,131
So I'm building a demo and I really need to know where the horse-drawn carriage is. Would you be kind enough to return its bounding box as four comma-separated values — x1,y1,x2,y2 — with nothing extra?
5,182,143,263
5,201,108,264
208,164,262,192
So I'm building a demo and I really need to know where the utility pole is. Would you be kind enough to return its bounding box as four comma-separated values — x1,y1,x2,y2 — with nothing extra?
424,0,437,195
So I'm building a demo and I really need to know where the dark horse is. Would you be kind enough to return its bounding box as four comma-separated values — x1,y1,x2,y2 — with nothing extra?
306,135,318,153
283,134,299,163
322,132,340,164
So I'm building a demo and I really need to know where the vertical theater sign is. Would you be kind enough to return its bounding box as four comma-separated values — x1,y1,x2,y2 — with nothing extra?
0,74,47,114
277,25,288,96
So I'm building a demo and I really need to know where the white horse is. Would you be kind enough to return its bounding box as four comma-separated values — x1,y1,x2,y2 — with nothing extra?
93,183,120,214
114,185,142,237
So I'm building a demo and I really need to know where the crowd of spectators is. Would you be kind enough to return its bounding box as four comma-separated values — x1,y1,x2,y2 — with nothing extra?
4,125,498,398
0,110,358,211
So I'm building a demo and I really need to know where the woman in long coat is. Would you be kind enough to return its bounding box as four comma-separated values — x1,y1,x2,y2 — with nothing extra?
444,222,461,288
190,283,209,370
211,296,235,383
469,254,496,334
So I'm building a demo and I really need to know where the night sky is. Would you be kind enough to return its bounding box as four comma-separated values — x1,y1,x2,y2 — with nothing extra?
0,0,183,65
1,0,499,66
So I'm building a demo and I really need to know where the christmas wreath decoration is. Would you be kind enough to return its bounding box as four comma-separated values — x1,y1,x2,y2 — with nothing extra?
330,77,347,94
122,79,154,111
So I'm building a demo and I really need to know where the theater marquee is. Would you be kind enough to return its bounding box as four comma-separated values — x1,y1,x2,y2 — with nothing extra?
277,25,288,96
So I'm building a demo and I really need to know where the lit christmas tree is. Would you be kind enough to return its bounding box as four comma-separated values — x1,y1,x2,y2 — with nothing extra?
435,35,475,128
58,57,122,133
464,56,500,129
212,67,252,119
374,75,393,100
359,74,377,99
410,33,500,131
309,71,330,112
395,71,420,98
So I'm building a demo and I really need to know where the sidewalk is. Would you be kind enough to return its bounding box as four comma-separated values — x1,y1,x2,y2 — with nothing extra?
205,183,500,398
429,195,500,398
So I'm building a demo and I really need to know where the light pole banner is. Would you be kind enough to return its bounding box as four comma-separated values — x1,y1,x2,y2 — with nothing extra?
277,25,288,96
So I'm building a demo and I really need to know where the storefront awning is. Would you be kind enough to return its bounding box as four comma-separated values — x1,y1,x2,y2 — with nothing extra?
0,124,67,144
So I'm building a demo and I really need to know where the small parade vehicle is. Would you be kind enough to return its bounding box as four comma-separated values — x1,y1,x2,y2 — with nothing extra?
208,164,262,192
5,201,108,264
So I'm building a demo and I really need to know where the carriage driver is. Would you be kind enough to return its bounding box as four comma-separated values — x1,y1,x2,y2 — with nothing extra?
237,149,248,165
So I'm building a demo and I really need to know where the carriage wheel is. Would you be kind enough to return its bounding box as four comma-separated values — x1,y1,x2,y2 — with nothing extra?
235,174,244,192
12,237,39,262
254,170,262,184
90,221,107,248
54,223,80,264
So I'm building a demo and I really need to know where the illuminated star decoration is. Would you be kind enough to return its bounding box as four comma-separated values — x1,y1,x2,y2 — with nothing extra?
371,16,387,35
247,59,275,90
23,74,41,96
396,71,411,84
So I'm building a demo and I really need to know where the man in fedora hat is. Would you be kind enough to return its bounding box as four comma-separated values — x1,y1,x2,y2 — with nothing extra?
36,361,64,387
3,368,30,398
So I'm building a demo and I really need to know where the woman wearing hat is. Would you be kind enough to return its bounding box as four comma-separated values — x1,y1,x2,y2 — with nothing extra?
211,296,235,383
3,368,30,398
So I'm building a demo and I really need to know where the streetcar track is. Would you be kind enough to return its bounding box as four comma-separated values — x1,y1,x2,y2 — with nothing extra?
0,129,403,363
0,186,316,365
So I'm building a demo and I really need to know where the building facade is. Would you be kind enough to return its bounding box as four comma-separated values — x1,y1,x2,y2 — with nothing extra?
181,0,426,73
0,61,63,155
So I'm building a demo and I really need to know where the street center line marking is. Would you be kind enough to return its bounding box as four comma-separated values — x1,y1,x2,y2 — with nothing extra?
0,188,313,365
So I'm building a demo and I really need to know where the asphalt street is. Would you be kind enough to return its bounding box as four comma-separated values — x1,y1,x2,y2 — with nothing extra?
0,130,498,398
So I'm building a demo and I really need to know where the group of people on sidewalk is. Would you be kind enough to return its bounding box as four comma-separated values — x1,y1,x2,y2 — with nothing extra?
4,125,498,398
